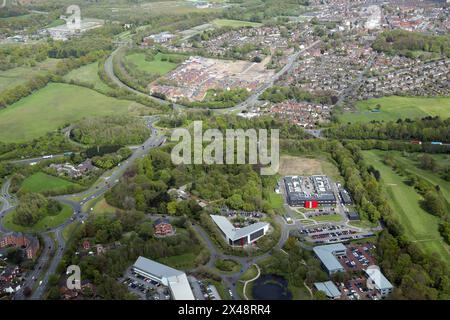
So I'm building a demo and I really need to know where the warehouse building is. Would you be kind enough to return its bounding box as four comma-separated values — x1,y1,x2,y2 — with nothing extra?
210,215,269,247
313,243,346,275
133,256,195,300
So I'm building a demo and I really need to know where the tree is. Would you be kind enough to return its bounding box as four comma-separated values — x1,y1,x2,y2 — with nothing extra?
313,290,328,300
137,221,154,240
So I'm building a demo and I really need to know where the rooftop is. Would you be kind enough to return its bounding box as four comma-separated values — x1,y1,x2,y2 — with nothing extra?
133,256,184,279
365,267,394,291
313,243,346,272
210,215,269,241
314,281,341,298
133,256,194,300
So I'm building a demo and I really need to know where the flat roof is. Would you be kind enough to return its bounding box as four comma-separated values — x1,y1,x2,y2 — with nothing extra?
167,274,195,300
133,256,194,300
314,281,341,298
210,215,269,241
133,256,183,279
313,243,346,272
365,267,393,291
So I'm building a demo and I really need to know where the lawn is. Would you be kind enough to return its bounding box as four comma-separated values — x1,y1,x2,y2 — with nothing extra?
339,96,450,123
125,52,185,75
215,258,241,273
390,153,450,204
20,172,80,194
311,214,343,222
212,19,262,28
91,197,120,216
0,83,145,143
362,150,449,262
0,58,59,93
3,203,73,232
62,222,81,241
158,252,197,270
63,62,112,93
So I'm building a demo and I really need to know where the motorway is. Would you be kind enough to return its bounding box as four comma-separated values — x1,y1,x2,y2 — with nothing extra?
0,116,165,300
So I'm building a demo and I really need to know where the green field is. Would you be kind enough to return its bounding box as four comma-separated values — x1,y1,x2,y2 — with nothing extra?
20,172,80,194
362,150,449,262
125,52,185,75
311,214,343,222
0,59,59,93
63,62,112,93
0,83,145,143
3,203,73,232
339,96,450,123
389,152,450,203
158,252,197,269
212,19,262,28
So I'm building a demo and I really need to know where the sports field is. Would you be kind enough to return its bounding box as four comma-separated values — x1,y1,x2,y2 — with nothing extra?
125,52,185,75
3,203,73,232
20,172,81,194
0,83,145,143
212,19,262,28
362,150,449,262
0,59,59,93
338,96,450,123
63,62,112,93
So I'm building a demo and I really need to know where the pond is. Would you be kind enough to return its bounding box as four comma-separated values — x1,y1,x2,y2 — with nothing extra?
252,274,292,300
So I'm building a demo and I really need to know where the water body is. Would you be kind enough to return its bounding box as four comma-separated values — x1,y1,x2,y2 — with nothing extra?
252,274,292,300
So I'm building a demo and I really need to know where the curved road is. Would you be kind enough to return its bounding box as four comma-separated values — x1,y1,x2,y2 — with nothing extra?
0,116,165,300
105,39,320,115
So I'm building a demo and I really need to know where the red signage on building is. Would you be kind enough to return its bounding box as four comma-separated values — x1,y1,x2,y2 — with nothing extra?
305,200,318,209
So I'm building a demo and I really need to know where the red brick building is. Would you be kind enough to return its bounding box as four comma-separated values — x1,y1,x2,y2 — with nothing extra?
0,232,40,259
154,218,173,236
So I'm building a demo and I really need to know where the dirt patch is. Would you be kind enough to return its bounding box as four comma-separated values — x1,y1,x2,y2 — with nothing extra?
278,155,324,176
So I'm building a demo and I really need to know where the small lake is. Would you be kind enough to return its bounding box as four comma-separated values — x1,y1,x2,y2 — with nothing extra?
252,274,292,300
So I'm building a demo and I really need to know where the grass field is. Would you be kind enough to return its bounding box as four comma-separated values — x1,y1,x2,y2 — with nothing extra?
212,19,262,28
158,252,197,270
20,172,80,194
311,214,343,222
62,222,81,241
390,153,450,203
339,96,450,123
3,203,73,232
0,83,146,143
63,62,112,93
125,52,185,75
362,150,449,262
0,59,59,93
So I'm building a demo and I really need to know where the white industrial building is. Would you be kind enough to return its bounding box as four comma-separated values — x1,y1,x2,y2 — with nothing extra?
210,215,269,247
133,256,195,300
313,243,346,275
365,266,394,298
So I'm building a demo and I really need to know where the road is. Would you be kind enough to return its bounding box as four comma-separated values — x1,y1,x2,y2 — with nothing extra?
218,40,322,113
0,116,165,300
104,49,189,111
335,53,376,107
105,40,320,115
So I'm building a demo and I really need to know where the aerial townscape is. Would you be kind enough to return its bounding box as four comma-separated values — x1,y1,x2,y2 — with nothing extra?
0,0,449,305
